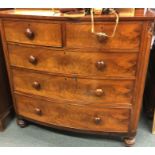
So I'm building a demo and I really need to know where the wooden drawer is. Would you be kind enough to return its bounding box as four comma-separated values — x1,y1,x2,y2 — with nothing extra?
3,20,62,47
66,22,142,50
15,94,130,132
8,44,138,78
12,69,134,104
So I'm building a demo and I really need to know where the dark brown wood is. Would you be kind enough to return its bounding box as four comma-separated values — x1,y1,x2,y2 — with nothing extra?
124,137,136,147
93,117,102,125
0,26,13,131
144,40,155,118
153,111,155,134
16,118,28,128
95,88,104,97
34,107,42,116
32,81,41,90
0,9,154,145
28,55,38,65
96,60,106,71
25,28,34,40
96,34,108,43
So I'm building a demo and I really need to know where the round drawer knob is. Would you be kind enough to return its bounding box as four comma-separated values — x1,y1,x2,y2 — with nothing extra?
25,28,34,40
29,55,38,65
94,117,102,124
96,33,108,42
96,60,105,70
32,81,41,90
95,89,104,97
34,108,42,116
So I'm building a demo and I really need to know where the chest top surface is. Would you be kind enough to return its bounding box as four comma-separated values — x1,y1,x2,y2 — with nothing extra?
0,9,155,21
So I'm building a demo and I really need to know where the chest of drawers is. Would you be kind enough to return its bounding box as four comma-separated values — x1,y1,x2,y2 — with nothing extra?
0,9,154,146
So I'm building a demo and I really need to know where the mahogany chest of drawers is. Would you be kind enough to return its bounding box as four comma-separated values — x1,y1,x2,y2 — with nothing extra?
0,9,154,146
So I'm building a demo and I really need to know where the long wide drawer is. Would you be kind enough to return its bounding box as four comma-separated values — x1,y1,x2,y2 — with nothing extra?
66,22,142,50
12,69,135,104
15,94,131,132
8,44,138,78
3,20,62,47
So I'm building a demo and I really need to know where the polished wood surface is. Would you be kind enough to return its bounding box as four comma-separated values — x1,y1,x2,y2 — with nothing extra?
0,9,154,21
0,9,154,145
12,68,134,104
8,44,138,78
15,93,131,132
4,20,62,47
66,22,142,50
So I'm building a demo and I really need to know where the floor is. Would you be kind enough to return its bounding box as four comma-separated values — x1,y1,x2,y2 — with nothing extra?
0,113,154,147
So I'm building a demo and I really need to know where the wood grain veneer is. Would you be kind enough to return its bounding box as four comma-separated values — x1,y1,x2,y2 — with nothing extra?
15,93,131,133
0,9,154,145
4,20,62,47
66,22,142,50
12,68,134,104
8,43,138,78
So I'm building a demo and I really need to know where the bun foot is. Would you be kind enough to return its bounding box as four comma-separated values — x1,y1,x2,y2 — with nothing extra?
124,137,136,147
16,118,28,128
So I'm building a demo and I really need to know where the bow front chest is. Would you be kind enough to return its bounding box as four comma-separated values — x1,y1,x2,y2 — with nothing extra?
0,9,154,146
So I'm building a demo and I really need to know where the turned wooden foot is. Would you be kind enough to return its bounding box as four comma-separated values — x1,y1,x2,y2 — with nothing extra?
16,118,28,128
123,137,136,147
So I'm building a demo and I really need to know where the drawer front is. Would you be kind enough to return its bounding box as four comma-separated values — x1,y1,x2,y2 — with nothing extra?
15,94,130,132
66,22,142,50
4,20,62,47
12,69,134,104
9,44,138,78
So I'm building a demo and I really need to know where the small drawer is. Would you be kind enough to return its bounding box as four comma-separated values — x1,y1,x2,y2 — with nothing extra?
66,22,142,50
15,94,130,132
12,69,135,104
4,20,62,47
8,44,138,78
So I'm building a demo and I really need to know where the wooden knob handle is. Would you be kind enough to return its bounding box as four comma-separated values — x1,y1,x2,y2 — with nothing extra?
32,81,41,90
94,117,102,124
29,55,37,65
34,108,42,115
95,89,104,97
25,28,34,40
96,33,108,43
96,60,105,70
